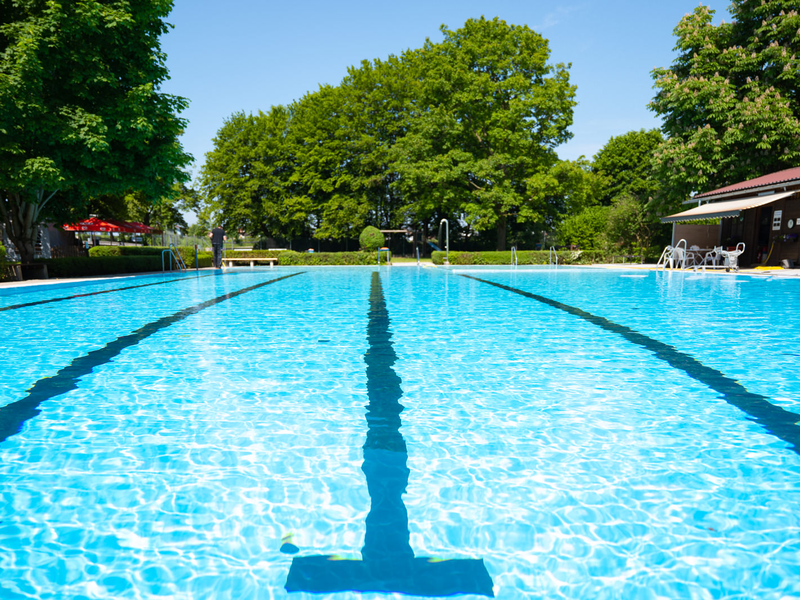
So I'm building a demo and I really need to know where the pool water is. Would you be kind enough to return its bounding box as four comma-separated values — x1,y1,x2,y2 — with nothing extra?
1,267,800,599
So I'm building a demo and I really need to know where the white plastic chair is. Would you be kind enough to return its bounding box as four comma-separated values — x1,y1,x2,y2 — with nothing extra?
720,242,745,272
700,246,723,269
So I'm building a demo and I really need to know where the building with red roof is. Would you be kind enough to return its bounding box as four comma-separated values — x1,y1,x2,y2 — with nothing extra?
661,167,800,268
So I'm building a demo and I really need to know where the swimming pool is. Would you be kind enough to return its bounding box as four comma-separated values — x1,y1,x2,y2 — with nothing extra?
1,267,800,599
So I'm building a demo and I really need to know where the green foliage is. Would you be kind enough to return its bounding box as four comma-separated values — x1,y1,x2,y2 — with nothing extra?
430,250,608,265
592,129,664,205
0,0,191,264
198,17,581,251
558,205,611,251
217,249,384,265
89,245,211,266
48,249,213,277
649,2,800,212
200,107,307,239
359,226,384,251
0,244,12,282
274,251,389,266
42,256,163,278
391,17,576,249
605,194,655,255
89,246,164,257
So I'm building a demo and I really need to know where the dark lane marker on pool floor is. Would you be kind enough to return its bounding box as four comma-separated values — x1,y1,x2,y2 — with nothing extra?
0,272,304,444
462,274,800,455
0,272,219,313
285,271,494,597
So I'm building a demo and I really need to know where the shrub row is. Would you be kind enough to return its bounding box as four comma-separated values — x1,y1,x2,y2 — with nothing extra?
88,245,208,265
0,244,14,282
42,252,212,278
223,250,389,265
430,250,615,266
42,256,163,278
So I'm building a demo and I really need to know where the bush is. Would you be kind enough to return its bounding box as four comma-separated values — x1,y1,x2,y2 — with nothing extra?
89,246,163,257
277,250,386,265
359,226,384,251
430,250,612,265
0,244,14,282
42,256,163,278
42,250,212,278
219,249,387,265
89,245,210,267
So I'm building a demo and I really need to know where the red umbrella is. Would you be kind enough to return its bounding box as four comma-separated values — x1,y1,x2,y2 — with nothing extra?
63,217,133,233
63,218,158,234
126,221,156,234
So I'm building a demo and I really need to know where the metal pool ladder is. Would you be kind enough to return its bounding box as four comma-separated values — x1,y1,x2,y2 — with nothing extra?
549,246,558,266
162,244,187,272
511,246,518,267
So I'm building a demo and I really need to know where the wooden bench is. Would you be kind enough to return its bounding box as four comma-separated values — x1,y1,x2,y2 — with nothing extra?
221,256,278,268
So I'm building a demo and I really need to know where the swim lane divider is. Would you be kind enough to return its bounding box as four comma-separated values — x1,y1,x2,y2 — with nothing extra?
285,271,495,597
0,272,304,444
461,274,800,455
0,271,219,313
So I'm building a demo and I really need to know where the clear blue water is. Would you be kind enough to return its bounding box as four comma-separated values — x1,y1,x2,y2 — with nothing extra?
2,266,800,599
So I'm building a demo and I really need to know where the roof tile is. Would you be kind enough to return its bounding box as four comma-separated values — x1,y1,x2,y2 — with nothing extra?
695,166,800,198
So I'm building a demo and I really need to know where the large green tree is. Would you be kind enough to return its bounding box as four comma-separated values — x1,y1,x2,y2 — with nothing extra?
392,17,576,250
285,55,412,241
0,0,191,264
200,107,308,240
649,2,800,211
592,129,663,205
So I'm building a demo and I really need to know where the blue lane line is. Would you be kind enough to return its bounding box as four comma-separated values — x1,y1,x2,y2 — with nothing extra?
461,274,800,455
285,271,494,597
0,272,220,313
0,272,304,444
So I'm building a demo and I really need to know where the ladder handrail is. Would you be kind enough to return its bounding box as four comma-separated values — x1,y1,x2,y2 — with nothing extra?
416,246,420,266
161,244,187,272
171,243,187,270
549,246,558,266
510,246,518,267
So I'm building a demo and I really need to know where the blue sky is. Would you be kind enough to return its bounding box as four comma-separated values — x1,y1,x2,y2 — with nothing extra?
161,0,732,182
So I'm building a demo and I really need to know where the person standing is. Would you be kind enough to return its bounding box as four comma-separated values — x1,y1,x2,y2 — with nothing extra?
208,226,226,269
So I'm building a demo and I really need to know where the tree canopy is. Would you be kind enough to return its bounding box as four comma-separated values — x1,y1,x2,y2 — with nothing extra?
392,17,576,250
0,0,191,262
649,1,800,211
592,129,663,205
199,17,579,251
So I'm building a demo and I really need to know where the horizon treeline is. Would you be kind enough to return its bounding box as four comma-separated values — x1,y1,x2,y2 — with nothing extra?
198,17,601,251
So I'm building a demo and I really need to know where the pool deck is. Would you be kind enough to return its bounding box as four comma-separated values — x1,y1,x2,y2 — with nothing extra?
2,263,799,291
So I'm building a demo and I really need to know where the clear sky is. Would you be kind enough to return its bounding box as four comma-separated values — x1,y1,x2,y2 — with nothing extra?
161,0,732,182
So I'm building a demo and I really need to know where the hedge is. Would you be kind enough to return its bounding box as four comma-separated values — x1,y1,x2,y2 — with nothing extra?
0,244,13,282
88,245,208,265
221,250,389,266
42,251,212,278
430,250,613,266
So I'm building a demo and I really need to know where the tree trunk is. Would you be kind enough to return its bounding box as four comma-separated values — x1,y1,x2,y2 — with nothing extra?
0,191,43,265
496,215,507,251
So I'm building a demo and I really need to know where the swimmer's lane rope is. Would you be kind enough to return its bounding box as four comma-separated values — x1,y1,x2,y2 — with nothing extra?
0,272,304,444
461,274,800,455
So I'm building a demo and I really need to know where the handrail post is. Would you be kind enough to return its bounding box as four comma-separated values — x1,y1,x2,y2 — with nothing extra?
439,218,449,265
